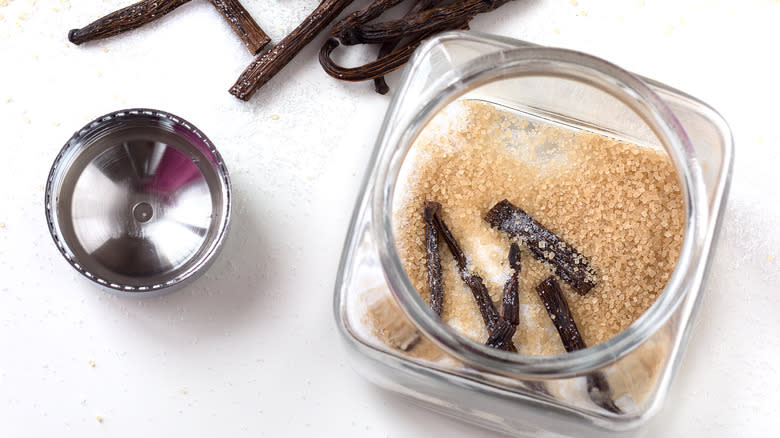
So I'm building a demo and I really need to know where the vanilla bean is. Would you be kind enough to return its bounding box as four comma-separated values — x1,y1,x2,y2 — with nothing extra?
343,0,511,45
372,19,469,94
427,202,499,333
485,243,522,351
535,277,586,352
485,200,598,295
424,202,444,316
485,319,516,352
320,19,469,83
230,0,355,101
535,277,621,413
68,0,191,45
321,0,473,91
373,0,442,94
331,0,406,45
586,374,622,414
209,0,270,54
371,59,390,94
495,245,551,394
501,243,521,326
322,0,513,92
319,34,427,82
68,0,270,54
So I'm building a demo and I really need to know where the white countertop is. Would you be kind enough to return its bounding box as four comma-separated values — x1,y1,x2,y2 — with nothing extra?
1,0,778,436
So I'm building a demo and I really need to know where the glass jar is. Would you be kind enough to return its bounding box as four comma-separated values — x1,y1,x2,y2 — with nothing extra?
333,31,733,437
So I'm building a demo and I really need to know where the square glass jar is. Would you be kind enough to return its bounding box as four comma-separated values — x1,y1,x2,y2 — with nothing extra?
334,32,732,437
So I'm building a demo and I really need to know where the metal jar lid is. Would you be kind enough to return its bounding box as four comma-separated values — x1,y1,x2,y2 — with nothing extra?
45,109,232,293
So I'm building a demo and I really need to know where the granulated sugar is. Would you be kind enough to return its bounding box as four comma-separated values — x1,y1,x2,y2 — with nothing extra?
392,100,685,355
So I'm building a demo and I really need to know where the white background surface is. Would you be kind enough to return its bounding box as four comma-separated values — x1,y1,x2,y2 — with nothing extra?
1,0,778,436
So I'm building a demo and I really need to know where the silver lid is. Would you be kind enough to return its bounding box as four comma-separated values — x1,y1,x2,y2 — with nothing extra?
45,109,232,293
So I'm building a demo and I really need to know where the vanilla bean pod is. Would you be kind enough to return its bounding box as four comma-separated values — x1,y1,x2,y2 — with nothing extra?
68,0,192,45
210,0,270,54
371,41,399,94
424,202,444,316
491,244,550,394
373,18,471,94
586,374,621,414
422,207,548,395
373,0,442,94
535,277,621,413
230,0,356,101
535,277,586,352
331,0,406,45
501,243,521,326
342,0,511,45
68,0,269,55
484,320,517,352
427,202,499,333
485,200,598,295
322,0,483,92
319,32,429,82
320,19,469,83
485,243,521,351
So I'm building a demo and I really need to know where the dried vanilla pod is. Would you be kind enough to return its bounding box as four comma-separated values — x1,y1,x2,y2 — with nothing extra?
484,319,517,352
69,0,522,98
535,276,621,413
486,199,598,295
485,243,522,351
501,242,521,326
372,0,444,94
230,0,356,101
319,18,470,84
320,0,513,93
535,277,587,352
319,33,433,82
586,373,622,414
330,0,406,44
425,203,523,351
424,202,444,316
68,0,192,45
69,0,269,55
340,0,511,45
209,0,271,54
427,202,500,333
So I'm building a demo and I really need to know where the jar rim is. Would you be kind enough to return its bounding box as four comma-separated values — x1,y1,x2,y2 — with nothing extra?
371,42,709,377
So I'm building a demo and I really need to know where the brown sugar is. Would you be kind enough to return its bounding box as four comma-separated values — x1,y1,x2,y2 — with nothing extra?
391,100,685,355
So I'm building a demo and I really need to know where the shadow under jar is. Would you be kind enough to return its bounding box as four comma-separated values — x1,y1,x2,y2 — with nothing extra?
334,32,732,437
